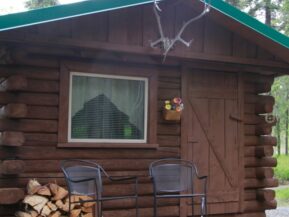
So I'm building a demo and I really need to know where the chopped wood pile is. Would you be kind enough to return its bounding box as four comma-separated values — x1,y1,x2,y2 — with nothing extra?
15,179,95,217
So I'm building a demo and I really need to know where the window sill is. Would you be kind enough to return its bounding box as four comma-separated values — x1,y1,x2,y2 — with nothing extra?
58,143,159,149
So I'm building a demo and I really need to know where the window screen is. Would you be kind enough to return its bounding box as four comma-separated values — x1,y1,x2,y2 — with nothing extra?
68,72,148,143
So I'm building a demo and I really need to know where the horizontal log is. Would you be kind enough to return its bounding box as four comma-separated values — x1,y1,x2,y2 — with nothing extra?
104,205,179,217
245,146,274,157
26,79,59,93
245,94,275,105
244,124,272,136
157,135,180,147
0,92,59,106
102,196,178,209
244,178,278,189
0,146,179,160
244,114,276,125
244,74,274,84
158,89,181,100
0,103,28,118
0,65,59,80
244,82,272,94
0,75,27,91
245,168,274,179
244,103,255,114
0,119,58,133
158,124,180,136
236,212,266,217
0,131,25,146
24,133,58,146
245,135,277,146
244,189,275,201
0,188,25,204
245,157,277,167
0,160,25,175
26,106,58,120
255,102,274,114
243,199,276,212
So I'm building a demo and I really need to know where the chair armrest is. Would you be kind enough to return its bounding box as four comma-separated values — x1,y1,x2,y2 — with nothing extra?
197,175,208,180
108,176,138,182
67,177,95,183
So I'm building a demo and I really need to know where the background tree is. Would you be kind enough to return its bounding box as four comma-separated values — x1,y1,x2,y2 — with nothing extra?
25,0,59,10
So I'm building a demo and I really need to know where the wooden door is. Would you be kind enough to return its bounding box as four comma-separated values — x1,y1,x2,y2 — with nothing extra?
181,69,243,216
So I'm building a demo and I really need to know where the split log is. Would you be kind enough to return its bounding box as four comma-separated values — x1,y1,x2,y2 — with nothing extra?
52,186,68,201
29,210,38,217
23,195,48,213
47,201,57,211
49,211,61,217
0,75,27,91
244,178,278,189
15,211,31,217
0,131,25,146
245,167,274,179
245,157,277,167
0,160,25,175
27,179,41,195
244,146,274,157
37,186,51,196
244,199,277,212
0,188,25,204
70,209,81,217
0,104,28,118
41,205,52,216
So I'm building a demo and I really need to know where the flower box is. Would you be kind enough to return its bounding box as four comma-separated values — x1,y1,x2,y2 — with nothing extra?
163,109,182,121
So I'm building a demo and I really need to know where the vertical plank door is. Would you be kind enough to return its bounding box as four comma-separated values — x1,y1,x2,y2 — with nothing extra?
182,68,243,216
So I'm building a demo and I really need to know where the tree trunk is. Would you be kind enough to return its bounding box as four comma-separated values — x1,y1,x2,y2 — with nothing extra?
265,1,272,26
276,119,281,155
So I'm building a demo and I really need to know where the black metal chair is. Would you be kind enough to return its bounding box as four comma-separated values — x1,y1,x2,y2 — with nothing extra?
149,158,207,217
61,159,139,217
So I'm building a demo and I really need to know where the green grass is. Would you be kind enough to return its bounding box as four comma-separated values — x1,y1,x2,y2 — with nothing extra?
274,155,289,181
276,187,289,206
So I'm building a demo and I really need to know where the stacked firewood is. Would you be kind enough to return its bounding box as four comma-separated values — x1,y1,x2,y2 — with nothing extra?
15,180,95,217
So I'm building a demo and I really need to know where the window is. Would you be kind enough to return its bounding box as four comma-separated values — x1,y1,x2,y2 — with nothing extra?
69,72,148,143
58,62,158,148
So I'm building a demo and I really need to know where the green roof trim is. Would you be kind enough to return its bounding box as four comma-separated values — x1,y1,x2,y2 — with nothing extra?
0,0,154,31
0,0,289,50
207,0,289,49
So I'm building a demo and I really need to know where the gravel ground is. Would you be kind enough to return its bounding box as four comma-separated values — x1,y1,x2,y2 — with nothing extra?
266,207,289,217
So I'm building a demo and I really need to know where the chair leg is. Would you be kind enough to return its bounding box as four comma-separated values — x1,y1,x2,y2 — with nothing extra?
136,196,139,217
191,197,194,217
153,196,157,217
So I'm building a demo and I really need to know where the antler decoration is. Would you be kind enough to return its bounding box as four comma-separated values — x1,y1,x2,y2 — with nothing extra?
151,0,211,62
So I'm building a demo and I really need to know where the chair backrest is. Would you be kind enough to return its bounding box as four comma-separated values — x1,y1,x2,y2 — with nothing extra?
61,159,103,197
149,158,197,193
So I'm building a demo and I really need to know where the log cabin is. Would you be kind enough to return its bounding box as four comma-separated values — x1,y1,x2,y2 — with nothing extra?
0,0,288,216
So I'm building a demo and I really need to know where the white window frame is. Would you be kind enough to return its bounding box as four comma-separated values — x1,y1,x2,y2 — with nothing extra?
68,71,148,143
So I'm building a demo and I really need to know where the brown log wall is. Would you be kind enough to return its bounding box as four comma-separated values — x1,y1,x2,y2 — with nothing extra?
0,3,287,216
243,73,277,215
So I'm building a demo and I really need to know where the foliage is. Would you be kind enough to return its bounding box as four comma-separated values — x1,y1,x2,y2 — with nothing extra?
274,155,289,181
275,187,289,206
225,0,289,34
25,0,59,10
